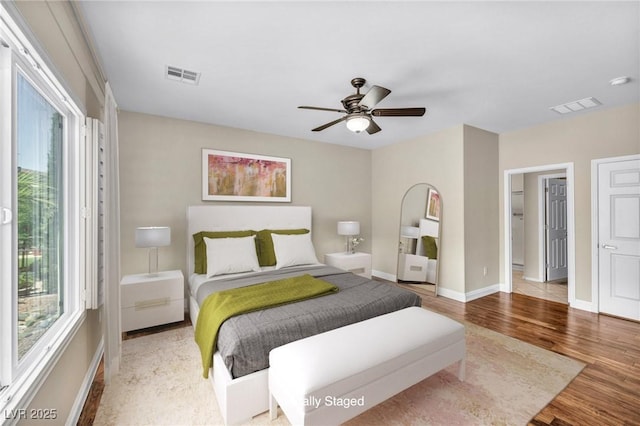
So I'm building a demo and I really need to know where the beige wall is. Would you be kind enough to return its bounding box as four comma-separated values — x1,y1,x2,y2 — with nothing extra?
11,0,105,423
463,125,500,292
499,103,640,303
372,125,466,293
118,111,372,278
371,124,500,298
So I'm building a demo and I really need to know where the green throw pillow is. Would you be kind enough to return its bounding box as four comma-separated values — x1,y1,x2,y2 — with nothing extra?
193,230,256,274
422,235,438,260
255,229,310,266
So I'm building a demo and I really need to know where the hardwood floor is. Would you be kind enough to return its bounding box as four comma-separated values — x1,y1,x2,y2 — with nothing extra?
512,270,568,305
76,357,104,425
395,283,640,426
78,289,640,425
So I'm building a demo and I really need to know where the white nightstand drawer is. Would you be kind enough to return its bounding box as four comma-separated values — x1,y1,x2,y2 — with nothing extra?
121,272,183,309
122,298,183,332
324,252,372,279
121,270,184,332
398,253,429,282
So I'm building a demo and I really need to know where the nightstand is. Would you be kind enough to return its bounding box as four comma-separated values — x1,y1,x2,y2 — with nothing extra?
397,253,429,282
121,269,184,332
324,252,372,279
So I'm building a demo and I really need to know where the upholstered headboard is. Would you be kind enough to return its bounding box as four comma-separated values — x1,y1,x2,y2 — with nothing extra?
186,205,312,276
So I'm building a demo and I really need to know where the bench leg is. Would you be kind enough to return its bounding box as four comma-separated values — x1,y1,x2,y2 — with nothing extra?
457,357,466,382
269,393,278,421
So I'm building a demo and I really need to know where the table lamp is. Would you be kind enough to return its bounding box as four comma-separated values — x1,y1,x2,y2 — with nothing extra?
337,221,360,254
135,226,171,276
400,225,420,254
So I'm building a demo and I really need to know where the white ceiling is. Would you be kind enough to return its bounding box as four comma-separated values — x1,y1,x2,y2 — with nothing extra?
77,1,639,149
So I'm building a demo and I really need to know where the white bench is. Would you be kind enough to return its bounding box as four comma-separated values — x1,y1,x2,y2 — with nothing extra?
268,307,466,426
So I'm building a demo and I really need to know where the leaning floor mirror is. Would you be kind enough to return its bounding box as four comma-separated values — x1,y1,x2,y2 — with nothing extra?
397,183,441,295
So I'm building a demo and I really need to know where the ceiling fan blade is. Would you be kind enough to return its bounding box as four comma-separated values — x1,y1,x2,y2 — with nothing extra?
299,106,347,113
366,119,381,135
371,107,426,117
358,85,391,109
312,116,348,132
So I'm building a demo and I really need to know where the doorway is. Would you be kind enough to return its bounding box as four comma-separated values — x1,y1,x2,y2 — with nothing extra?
504,163,576,305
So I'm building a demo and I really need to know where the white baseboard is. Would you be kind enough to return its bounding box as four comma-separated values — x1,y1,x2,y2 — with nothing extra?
433,283,596,313
67,337,103,425
372,270,502,304
523,275,543,283
436,284,500,303
374,269,598,314
435,287,465,302
465,284,501,301
570,298,597,313
372,270,396,282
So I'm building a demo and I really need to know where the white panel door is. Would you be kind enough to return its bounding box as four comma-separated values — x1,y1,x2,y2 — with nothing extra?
598,159,640,321
546,178,568,281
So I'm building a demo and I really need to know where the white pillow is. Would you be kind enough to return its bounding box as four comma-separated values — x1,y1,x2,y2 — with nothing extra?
271,232,319,270
204,235,261,277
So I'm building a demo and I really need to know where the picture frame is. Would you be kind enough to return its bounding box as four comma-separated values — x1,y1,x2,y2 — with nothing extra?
202,149,291,202
426,188,440,221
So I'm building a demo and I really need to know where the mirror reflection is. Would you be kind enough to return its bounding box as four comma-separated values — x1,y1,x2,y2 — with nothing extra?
397,183,441,294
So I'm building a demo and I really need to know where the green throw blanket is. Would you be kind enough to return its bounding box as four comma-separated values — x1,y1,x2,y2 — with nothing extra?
195,274,339,378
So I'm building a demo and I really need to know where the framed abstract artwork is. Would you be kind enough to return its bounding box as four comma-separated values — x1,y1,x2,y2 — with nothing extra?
202,149,291,202
426,188,440,221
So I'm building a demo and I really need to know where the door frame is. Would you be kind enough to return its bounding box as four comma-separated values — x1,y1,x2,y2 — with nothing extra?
591,153,640,314
538,173,567,282
503,162,576,306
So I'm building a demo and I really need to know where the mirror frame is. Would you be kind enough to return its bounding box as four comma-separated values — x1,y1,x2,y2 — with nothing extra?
396,183,442,296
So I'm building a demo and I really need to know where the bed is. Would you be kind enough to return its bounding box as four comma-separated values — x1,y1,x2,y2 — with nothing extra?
186,205,421,425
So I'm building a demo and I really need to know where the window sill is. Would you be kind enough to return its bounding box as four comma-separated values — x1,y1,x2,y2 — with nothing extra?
1,309,86,424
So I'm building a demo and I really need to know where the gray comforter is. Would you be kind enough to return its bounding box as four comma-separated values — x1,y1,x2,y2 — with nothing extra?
196,265,422,378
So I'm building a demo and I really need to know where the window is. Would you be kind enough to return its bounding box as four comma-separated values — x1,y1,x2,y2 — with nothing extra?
1,6,87,414
16,73,65,360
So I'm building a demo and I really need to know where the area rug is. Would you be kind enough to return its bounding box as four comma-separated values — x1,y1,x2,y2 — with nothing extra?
93,320,584,426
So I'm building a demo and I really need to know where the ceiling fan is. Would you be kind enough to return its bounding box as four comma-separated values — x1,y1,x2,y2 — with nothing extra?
298,77,426,135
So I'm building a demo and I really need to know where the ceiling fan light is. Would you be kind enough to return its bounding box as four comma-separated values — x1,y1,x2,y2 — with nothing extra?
346,115,370,133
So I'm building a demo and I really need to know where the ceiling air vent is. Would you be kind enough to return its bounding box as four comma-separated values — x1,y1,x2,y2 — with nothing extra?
166,65,200,85
550,97,601,115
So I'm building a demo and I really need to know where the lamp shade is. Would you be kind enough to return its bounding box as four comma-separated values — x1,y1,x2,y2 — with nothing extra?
135,226,171,248
337,221,360,236
346,115,370,133
400,225,420,239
